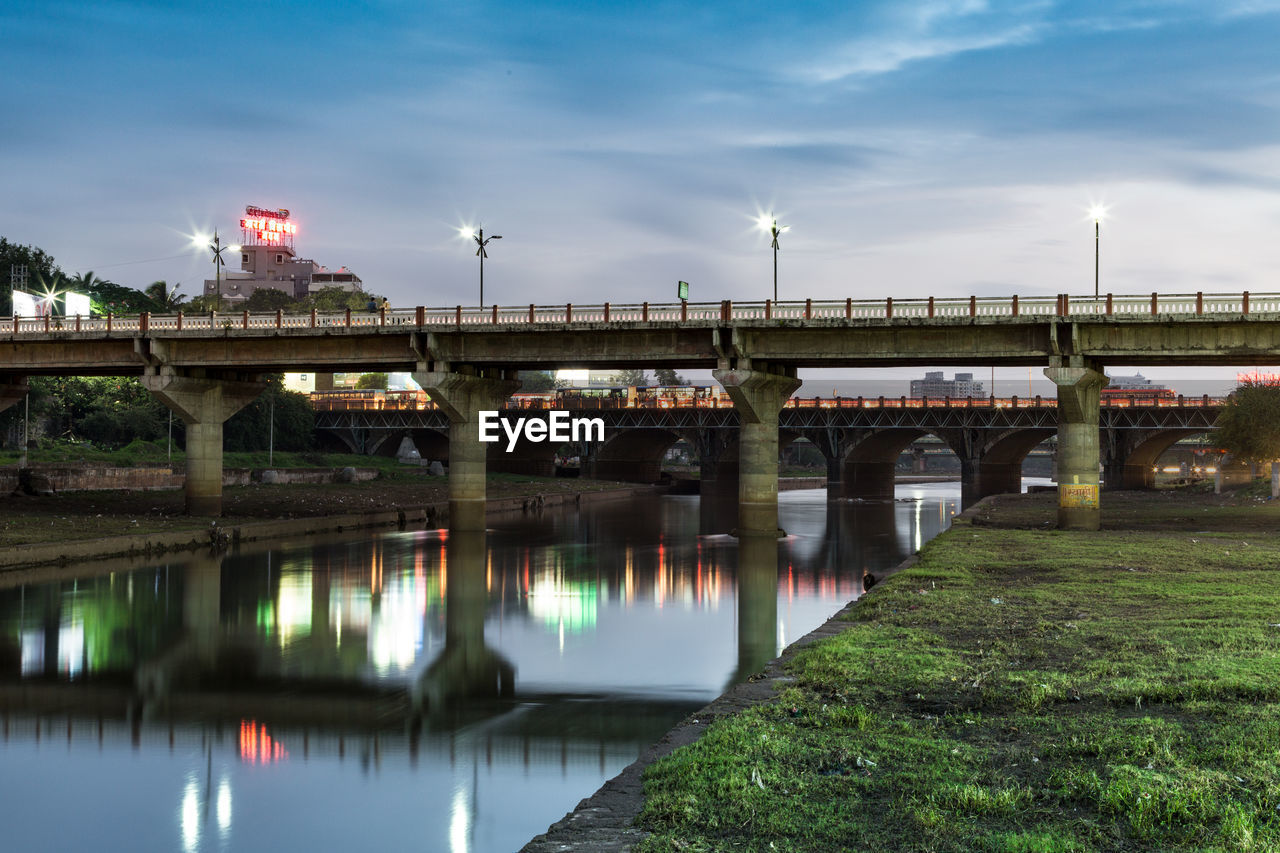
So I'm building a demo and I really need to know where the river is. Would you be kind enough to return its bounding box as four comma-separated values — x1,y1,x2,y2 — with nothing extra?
0,481,1018,852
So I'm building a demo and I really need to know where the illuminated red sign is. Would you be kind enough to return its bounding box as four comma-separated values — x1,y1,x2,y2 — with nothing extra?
240,205,297,245
1236,371,1280,385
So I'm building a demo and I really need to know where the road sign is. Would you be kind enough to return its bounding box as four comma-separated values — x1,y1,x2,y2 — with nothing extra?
677,281,689,301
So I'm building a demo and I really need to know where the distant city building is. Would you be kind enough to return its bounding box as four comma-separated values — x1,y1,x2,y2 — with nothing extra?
909,371,985,398
204,205,364,304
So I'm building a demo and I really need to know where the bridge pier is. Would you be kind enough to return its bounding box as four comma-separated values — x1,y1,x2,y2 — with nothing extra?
414,369,520,531
713,366,801,536
0,375,28,414
1046,360,1108,530
142,369,266,516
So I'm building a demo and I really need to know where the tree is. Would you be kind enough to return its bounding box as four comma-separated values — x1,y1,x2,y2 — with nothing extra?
144,280,187,313
301,286,382,313
1216,379,1280,467
1,237,62,315
654,368,688,386
245,287,297,312
223,376,315,453
355,373,389,390
517,371,559,392
611,369,647,387
70,272,155,315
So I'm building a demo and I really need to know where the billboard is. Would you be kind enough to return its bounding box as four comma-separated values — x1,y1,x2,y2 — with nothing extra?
64,291,92,316
10,289,38,316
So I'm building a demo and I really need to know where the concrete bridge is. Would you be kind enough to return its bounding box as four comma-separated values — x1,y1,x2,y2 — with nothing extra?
316,395,1223,508
2,291,1274,531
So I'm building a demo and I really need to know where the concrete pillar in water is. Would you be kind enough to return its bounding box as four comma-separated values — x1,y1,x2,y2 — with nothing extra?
415,529,514,716
414,369,519,531
730,532,779,687
142,369,266,516
1045,360,1107,530
712,366,801,536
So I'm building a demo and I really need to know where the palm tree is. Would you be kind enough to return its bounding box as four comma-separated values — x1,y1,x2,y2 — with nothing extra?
144,280,186,313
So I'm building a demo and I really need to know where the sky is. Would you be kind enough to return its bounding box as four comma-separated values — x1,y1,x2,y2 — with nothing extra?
4,0,1280,387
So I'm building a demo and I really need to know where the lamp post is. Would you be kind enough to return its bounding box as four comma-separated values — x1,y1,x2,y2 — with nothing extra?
471,226,502,308
1088,205,1108,299
755,213,788,302
210,230,230,312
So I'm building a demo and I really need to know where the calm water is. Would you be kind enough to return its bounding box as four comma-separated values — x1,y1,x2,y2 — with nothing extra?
0,483,981,853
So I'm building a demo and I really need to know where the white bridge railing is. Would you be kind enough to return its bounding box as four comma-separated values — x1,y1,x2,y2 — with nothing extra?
3,291,1276,335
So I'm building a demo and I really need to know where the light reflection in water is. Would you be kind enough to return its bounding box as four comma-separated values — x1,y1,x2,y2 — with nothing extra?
0,485,974,853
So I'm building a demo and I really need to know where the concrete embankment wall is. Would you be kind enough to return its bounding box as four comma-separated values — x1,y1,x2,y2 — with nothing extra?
0,465,381,493
0,484,662,574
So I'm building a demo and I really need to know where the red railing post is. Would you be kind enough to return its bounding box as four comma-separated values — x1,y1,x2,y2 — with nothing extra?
455,306,462,327
276,309,283,329
1243,291,1250,315
242,310,249,330
346,307,353,328
139,312,148,333
176,311,183,331
681,301,687,322
1196,292,1203,315
75,314,81,332
310,308,318,328
380,306,387,326
969,295,977,317
492,304,499,324
528,304,535,324
603,302,610,323
1010,295,1018,317
107,312,113,332
845,297,852,319
566,303,573,323
765,299,772,320
720,300,729,322
928,296,935,318
642,302,649,322
1062,294,1070,316
885,297,893,319
1150,292,1158,316
1106,294,1113,316
416,305,426,325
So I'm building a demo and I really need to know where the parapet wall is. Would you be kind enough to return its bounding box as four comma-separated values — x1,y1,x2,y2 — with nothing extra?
1,466,381,493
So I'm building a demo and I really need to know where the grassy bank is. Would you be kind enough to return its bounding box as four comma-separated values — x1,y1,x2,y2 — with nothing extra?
636,490,1280,852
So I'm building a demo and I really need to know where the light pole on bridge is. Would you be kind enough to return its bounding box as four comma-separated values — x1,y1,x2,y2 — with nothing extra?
755,213,788,302
1089,204,1109,299
466,225,502,308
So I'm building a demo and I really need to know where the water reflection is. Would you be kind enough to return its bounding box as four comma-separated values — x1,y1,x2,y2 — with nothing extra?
0,485,964,853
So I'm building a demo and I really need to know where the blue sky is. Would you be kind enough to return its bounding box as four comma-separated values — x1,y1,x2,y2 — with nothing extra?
3,0,1280,328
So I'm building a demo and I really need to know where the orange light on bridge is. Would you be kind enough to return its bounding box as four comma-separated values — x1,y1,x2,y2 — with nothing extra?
239,720,288,764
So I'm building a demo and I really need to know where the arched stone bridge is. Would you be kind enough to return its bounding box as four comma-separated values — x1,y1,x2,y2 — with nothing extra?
315,398,1222,508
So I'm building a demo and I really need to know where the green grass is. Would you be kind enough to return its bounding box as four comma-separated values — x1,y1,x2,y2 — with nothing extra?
635,494,1280,852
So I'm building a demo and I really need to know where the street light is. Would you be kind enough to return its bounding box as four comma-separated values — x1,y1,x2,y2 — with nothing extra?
208,229,238,311
754,213,788,302
463,225,502,307
1088,204,1109,299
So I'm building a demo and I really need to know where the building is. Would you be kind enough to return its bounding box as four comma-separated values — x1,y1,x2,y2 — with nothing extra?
203,205,364,305
909,371,986,398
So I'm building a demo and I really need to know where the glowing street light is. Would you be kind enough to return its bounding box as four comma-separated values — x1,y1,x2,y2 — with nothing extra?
463,225,502,307
755,213,789,302
1088,204,1109,299
206,229,239,312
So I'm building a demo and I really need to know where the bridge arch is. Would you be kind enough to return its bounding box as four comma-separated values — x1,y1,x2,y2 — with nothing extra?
586,428,683,483
966,428,1056,504
1104,429,1210,489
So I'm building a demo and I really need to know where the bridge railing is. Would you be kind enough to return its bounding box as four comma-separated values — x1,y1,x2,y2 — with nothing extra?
311,390,1228,412
6,292,1277,334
